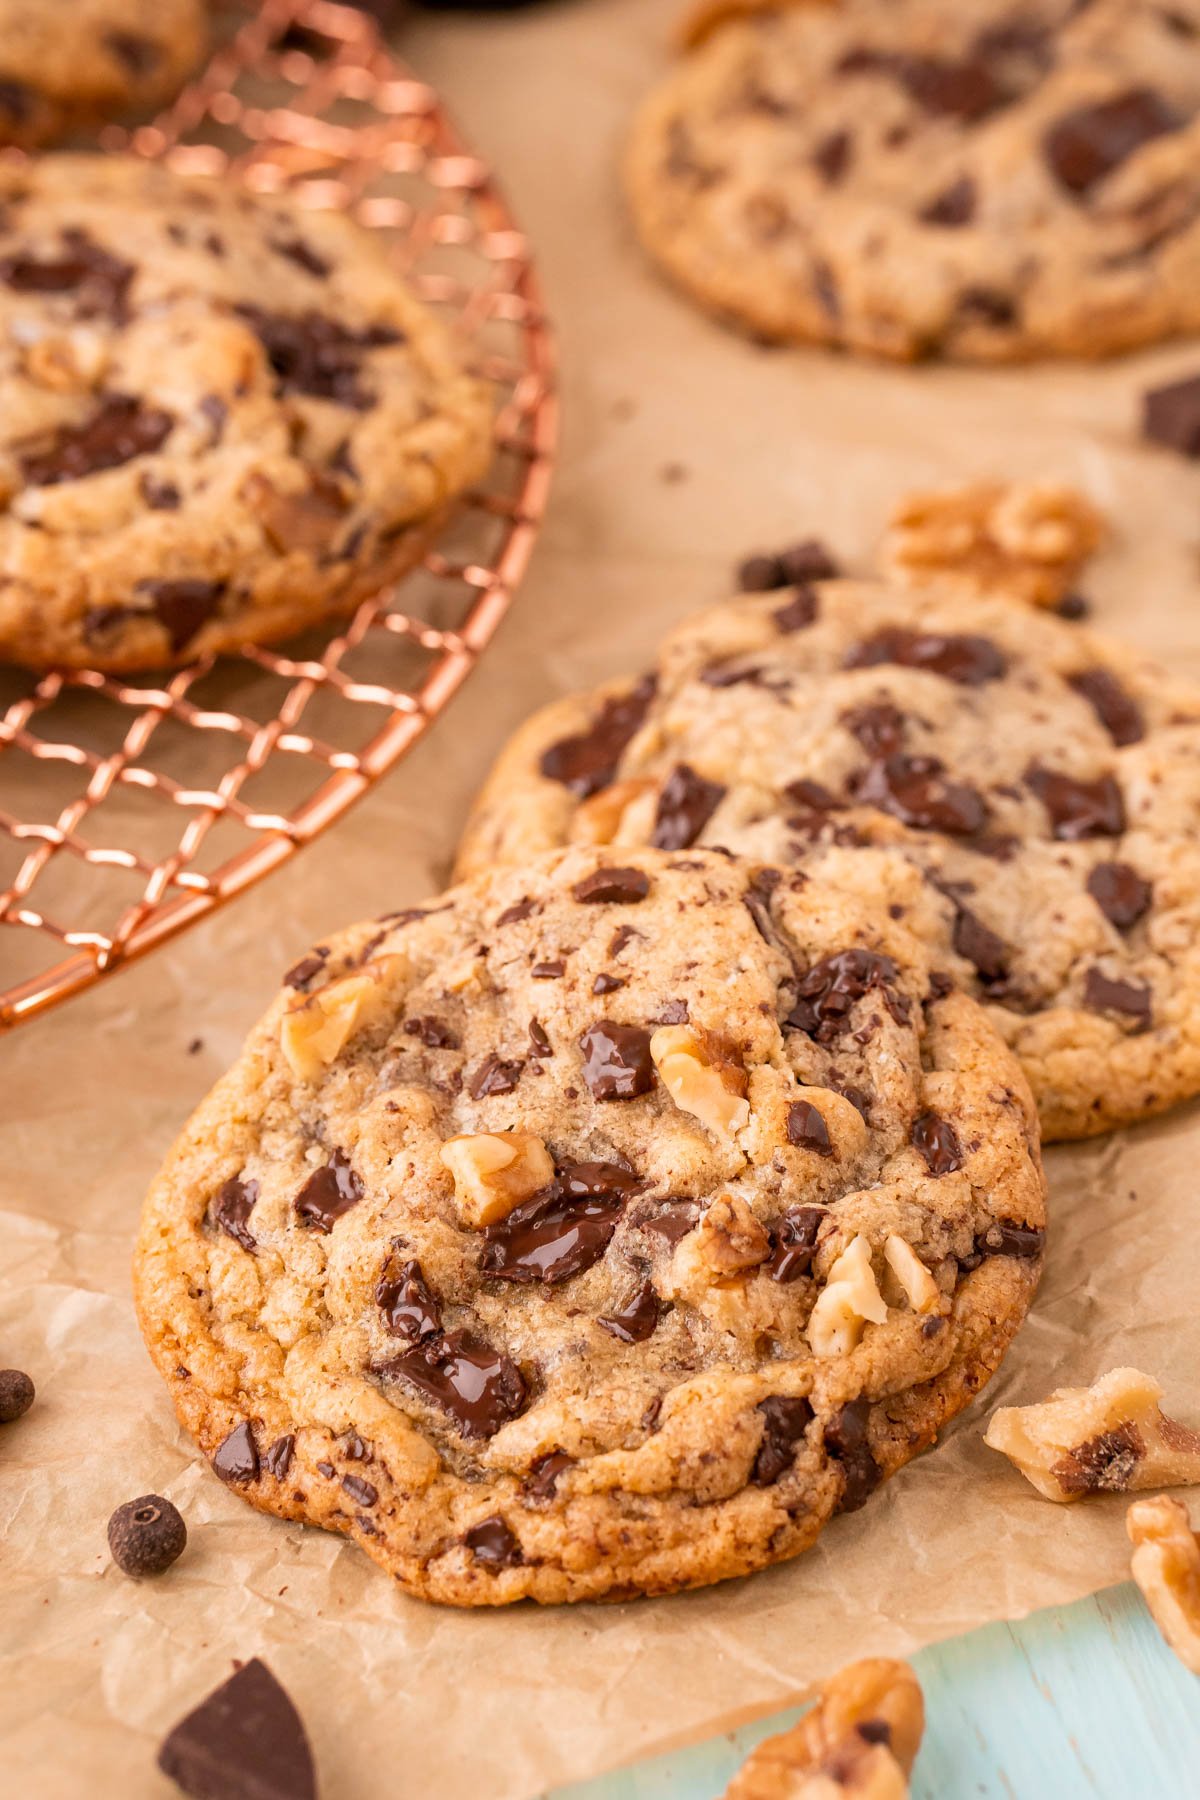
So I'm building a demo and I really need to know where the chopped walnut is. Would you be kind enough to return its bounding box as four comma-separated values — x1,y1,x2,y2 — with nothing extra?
984,1367,1200,1502
724,1657,924,1799
685,1192,771,1280
439,1130,555,1229
280,958,400,1081
651,1024,750,1141
20,327,108,393
807,1235,887,1358
883,1235,940,1315
883,479,1105,609
1127,1495,1200,1676
571,777,656,847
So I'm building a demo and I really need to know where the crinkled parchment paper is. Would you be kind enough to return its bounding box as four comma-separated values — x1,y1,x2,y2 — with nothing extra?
3,3,1200,1795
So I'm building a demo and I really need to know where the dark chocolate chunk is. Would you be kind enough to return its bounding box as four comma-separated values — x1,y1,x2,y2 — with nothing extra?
1025,765,1125,839
1049,1422,1145,1495
137,579,226,654
786,1100,834,1156
19,394,172,487
528,1017,553,1058
284,949,328,991
911,1112,964,1176
812,129,853,184
1083,967,1152,1029
108,1494,186,1578
592,972,625,995
920,175,976,227
1143,372,1200,458
783,776,841,812
342,1474,378,1507
236,304,401,408
0,229,133,319
1056,592,1092,621
212,1176,259,1253
1087,862,1152,930
773,586,821,631
263,1435,295,1481
854,754,988,836
524,1450,573,1499
531,960,565,980
560,1162,644,1200
294,1148,363,1233
571,866,651,904
968,1221,1045,1265
579,1020,654,1100
952,906,1010,984
539,677,656,798
140,472,182,510
1044,88,1179,196
1067,668,1145,746
383,1330,528,1438
496,899,534,926
767,1205,826,1283
841,700,906,757
464,1515,522,1568
468,1055,523,1099
837,47,1010,121
653,997,690,1024
650,764,726,851
212,1420,259,1484
955,285,1018,329
404,1014,458,1049
481,1182,625,1284
0,1368,34,1423
270,235,332,278
751,1395,814,1486
845,627,1006,685
824,1400,881,1514
787,948,907,1043
597,1282,661,1343
156,1657,316,1800
0,79,34,124
105,31,162,76
377,1256,441,1342
640,1198,701,1246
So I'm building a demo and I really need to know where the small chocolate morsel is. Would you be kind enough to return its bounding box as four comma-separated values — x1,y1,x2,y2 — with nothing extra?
768,1205,826,1283
377,1256,441,1342
598,1282,661,1343
294,1147,363,1233
1087,862,1152,930
0,1368,35,1423
572,866,650,904
911,1112,964,1176
773,586,821,631
578,1019,654,1100
1043,88,1178,195
737,538,836,593
1025,765,1125,840
1144,372,1200,458
540,677,656,798
1067,668,1145,746
284,949,328,991
107,1494,187,1577
786,1100,834,1156
465,1515,522,1568
921,174,976,227
404,1014,458,1049
263,1435,295,1481
524,1450,573,1499
137,578,225,655
650,764,726,851
1083,967,1152,1030
752,1395,814,1486
845,627,1006,686
467,1054,523,1099
157,1657,316,1800
212,1176,259,1253
212,1420,260,1484
824,1399,881,1514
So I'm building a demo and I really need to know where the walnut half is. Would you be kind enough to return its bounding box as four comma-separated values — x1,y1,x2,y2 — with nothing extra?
984,1367,1200,1502
1127,1495,1200,1676
651,1024,750,1142
439,1131,555,1228
883,478,1104,609
724,1657,924,1799
807,1236,888,1358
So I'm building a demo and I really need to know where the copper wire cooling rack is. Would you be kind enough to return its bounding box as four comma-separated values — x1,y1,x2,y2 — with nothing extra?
0,0,556,1030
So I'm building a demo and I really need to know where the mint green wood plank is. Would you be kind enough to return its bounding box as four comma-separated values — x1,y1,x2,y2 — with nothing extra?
548,1587,1200,1800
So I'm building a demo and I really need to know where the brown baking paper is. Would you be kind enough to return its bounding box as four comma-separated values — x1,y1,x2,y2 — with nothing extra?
4,3,1200,1795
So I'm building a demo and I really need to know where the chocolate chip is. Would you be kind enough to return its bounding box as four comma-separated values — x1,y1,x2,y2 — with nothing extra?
841,701,906,757
773,586,821,631
1026,765,1125,839
824,1400,881,1514
598,1282,661,1343
955,285,1018,329
572,866,650,904
921,175,976,227
531,960,564,980
105,31,162,75
1067,668,1146,746
524,1450,572,1499
19,394,172,487
845,627,1006,685
786,1100,834,1155
854,754,988,835
650,764,726,851
284,949,328,991
404,1014,458,1049
263,1435,295,1481
952,905,1010,984
496,899,535,926
236,305,401,408
579,1020,654,1100
767,1205,826,1283
481,1183,625,1284
468,1055,523,1099
640,1198,701,1246
1083,967,1152,1029
212,1176,259,1253
270,235,332,278
592,973,625,995
464,1515,522,1568
752,1395,813,1486
108,1494,186,1577
140,472,182,510
1056,592,1092,621
968,1221,1045,1265
812,129,853,184
1049,1423,1145,1495
0,229,134,319
1087,862,1152,930
912,1112,964,1175
157,1658,316,1800
294,1148,363,1233
377,1256,442,1342
653,997,690,1025
342,1473,377,1507
528,1018,553,1057
382,1331,528,1438
837,47,1010,121
1143,372,1200,457
787,948,907,1043
0,1368,34,1423
212,1420,260,1484
0,79,33,123
1044,89,1179,196
539,676,656,797
135,578,226,654
700,659,771,690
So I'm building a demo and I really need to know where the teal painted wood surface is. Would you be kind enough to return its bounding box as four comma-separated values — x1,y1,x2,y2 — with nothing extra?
551,1586,1200,1799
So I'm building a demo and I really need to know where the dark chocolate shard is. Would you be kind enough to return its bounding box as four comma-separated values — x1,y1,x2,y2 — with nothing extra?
157,1657,316,1800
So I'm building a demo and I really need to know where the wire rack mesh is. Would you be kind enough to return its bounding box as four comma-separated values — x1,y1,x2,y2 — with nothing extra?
0,0,556,1030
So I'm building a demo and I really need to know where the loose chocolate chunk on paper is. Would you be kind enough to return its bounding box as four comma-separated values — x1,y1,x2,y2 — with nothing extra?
1087,862,1151,930
157,1657,316,1800
650,764,726,851
1143,372,1200,457
579,1020,654,1099
383,1331,527,1438
911,1112,964,1176
752,1395,813,1486
1044,88,1179,196
294,1149,363,1233
539,677,656,798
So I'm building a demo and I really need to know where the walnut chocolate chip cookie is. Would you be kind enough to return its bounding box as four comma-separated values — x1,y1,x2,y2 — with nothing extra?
0,155,493,671
627,0,1200,360
724,1657,924,1799
0,0,207,149
457,581,1200,1141
134,846,1045,1606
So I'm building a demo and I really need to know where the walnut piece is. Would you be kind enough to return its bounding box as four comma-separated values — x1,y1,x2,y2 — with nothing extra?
724,1657,924,1799
651,1024,750,1141
883,479,1105,608
571,777,656,846
20,327,108,393
883,1235,940,1315
984,1367,1200,1502
439,1130,555,1229
1127,1495,1200,1676
280,958,401,1081
807,1235,887,1358
685,1192,771,1281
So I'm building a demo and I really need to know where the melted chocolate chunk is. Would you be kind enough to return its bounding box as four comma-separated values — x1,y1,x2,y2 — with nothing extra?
845,627,1006,685
559,1160,643,1200
787,948,908,1043
824,1400,881,1514
1143,372,1200,458
140,472,182,510
1067,668,1145,746
1087,862,1152,930
481,1183,624,1284
404,1014,458,1049
377,1256,441,1342
921,174,976,227
284,948,328,991
384,1331,528,1439
841,700,906,757
539,677,656,798
263,1435,295,1481
592,972,625,996
640,1198,701,1245
0,229,133,318
579,1020,654,1100
528,1018,553,1058
212,1176,259,1253
967,1220,1045,1266
1049,1422,1145,1495
236,305,401,408
752,1395,814,1486
952,905,1010,984
468,1055,523,1099
786,1099,834,1156
136,578,225,654
465,1515,522,1567
1025,765,1125,839
1083,967,1152,1029
157,1658,316,1800
524,1450,572,1499
773,586,821,632
650,764,726,851
911,1112,964,1176
768,1205,826,1283
1044,88,1179,196
598,1281,661,1343
294,1148,363,1233
19,395,172,487
212,1420,259,1484
572,866,650,904
854,754,988,835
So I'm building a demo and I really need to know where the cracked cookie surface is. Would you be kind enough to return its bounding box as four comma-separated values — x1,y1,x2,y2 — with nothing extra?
458,583,1200,1140
627,0,1200,360
0,155,493,670
134,845,1045,1606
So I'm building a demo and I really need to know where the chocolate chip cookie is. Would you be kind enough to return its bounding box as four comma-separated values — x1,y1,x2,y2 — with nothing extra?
0,155,493,670
0,0,207,148
458,584,1200,1140
134,845,1045,1605
627,0,1200,359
